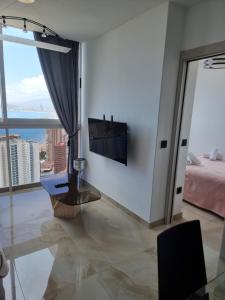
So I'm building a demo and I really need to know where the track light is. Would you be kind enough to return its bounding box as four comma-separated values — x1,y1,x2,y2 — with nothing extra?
0,16,58,38
41,26,47,38
23,18,27,32
2,16,7,28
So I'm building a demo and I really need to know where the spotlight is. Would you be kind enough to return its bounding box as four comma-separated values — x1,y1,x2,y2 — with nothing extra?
23,18,27,32
41,26,47,38
17,0,36,3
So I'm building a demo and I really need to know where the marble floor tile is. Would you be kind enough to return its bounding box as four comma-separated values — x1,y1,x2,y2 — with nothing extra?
62,203,157,265
2,261,25,300
0,189,53,251
74,267,156,300
182,202,224,253
67,250,158,300
0,188,224,299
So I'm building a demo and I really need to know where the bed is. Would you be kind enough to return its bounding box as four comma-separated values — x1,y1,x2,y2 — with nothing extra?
184,157,225,218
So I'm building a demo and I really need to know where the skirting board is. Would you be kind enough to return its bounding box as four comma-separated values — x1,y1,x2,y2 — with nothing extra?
173,212,183,221
148,212,183,228
100,191,182,228
101,192,150,228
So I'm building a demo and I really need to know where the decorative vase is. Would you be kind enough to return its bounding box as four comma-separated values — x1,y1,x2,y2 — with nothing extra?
73,158,86,172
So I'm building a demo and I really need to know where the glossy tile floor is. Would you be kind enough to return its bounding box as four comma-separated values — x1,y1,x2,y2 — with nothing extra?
0,188,224,300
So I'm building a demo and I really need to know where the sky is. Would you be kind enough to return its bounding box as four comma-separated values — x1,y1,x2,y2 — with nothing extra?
3,26,41,83
2,26,55,112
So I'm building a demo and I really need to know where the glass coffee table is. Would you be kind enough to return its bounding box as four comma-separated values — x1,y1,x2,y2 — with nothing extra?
41,173,101,218
186,271,225,300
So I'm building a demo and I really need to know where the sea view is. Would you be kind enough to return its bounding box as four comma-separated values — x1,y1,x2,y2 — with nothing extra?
2,110,59,143
8,111,57,119
9,128,46,144
0,26,68,189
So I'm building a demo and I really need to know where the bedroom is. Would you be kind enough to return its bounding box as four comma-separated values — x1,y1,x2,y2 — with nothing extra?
185,56,225,219
171,55,225,274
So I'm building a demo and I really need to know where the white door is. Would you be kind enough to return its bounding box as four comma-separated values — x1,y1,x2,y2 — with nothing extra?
172,60,199,216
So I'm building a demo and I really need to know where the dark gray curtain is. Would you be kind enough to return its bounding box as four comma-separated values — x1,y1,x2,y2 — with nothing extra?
34,32,79,174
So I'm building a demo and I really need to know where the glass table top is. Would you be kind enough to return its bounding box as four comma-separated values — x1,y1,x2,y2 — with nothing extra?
41,173,101,206
186,271,225,300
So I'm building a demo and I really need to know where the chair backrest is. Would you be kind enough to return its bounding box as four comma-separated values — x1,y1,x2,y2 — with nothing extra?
157,220,207,300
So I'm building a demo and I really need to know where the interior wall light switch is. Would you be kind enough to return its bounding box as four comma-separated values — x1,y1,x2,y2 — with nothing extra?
160,140,167,149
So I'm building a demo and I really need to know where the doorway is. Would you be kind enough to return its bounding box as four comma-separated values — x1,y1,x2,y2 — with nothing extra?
173,57,225,219
167,44,225,280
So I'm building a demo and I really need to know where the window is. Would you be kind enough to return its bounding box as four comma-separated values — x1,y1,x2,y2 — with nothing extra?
7,128,68,187
3,27,58,119
0,27,67,191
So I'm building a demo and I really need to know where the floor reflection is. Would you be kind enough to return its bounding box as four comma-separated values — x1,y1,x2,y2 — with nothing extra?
0,188,224,299
0,278,5,300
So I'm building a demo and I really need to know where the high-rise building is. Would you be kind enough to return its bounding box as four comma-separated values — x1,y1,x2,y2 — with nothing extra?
54,143,67,173
46,129,67,173
0,136,9,188
29,142,41,183
0,135,40,187
46,129,66,162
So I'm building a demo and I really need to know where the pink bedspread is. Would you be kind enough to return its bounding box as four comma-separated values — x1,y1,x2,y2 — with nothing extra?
184,157,225,218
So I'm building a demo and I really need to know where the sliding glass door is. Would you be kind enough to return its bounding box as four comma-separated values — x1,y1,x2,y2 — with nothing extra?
0,26,67,192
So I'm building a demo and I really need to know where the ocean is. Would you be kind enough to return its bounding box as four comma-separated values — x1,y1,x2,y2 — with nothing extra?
9,128,46,143
8,111,58,119
1,111,59,143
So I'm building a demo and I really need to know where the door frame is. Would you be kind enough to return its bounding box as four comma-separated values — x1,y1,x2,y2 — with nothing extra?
165,40,225,224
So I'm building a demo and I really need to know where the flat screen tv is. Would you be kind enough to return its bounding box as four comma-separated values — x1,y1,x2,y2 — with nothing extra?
88,118,127,165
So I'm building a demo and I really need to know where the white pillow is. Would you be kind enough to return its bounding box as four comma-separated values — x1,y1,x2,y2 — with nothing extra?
203,150,223,160
209,148,219,161
203,153,209,159
187,156,192,165
187,152,201,165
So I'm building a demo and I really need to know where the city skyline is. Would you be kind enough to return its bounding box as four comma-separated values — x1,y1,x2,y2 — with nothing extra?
0,135,40,187
0,129,67,189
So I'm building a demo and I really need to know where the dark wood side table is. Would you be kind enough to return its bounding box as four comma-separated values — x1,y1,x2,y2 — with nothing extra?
41,172,101,218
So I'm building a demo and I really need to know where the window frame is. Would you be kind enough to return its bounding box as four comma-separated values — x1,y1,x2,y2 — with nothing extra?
0,26,77,192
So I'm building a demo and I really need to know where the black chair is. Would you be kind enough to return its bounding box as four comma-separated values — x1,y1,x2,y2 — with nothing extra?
157,220,207,300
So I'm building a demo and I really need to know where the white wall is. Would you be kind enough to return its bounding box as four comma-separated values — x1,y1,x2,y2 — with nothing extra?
183,0,225,50
171,0,225,218
81,3,169,222
150,0,225,221
150,3,184,221
189,60,225,157
81,0,225,223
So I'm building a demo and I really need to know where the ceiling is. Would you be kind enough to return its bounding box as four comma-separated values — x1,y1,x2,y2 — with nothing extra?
0,0,202,41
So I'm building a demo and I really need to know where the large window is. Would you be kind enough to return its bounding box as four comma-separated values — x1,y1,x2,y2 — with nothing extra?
0,27,67,191
3,27,58,119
